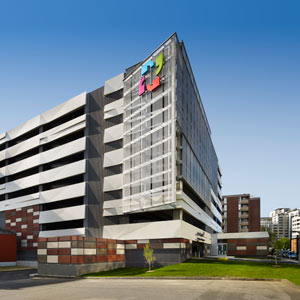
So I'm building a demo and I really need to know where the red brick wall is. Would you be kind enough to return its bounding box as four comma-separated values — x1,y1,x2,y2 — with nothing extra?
0,234,16,262
226,237,269,257
227,197,239,232
249,198,260,232
5,205,40,253
37,236,125,265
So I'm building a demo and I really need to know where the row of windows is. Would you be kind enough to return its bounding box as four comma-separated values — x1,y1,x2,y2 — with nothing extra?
176,45,219,195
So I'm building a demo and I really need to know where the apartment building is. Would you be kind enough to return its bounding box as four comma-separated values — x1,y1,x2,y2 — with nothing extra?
0,33,222,269
222,194,260,233
270,208,290,239
260,217,272,231
288,209,300,239
216,194,269,257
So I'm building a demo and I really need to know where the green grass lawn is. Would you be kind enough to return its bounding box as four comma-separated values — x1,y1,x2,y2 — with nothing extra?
84,259,300,286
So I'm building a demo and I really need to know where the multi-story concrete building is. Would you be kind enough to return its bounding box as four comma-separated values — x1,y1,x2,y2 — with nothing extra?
260,217,272,232
222,194,260,233
0,33,222,271
270,208,290,239
288,209,300,239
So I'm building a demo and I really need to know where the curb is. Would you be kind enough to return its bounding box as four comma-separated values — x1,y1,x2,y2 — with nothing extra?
280,279,300,290
83,276,281,282
0,267,36,273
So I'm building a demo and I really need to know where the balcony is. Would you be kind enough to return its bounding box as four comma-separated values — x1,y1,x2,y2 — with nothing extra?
241,214,249,218
241,199,249,204
241,221,249,226
241,206,248,212
241,228,249,232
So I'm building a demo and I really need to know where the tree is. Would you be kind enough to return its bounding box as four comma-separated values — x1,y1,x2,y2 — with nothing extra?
280,237,290,250
143,243,156,271
268,228,282,265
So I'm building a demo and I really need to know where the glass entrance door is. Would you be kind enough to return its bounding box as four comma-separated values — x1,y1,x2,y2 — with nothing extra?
218,244,227,256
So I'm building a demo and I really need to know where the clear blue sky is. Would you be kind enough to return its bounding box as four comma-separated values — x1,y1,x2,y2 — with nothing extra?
0,0,299,216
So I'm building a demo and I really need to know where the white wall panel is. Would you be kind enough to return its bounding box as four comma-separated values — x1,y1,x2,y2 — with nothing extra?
40,135,86,164
39,159,86,185
103,149,123,167
40,122,85,145
39,205,85,224
5,136,40,159
177,191,222,233
39,182,86,204
104,73,124,95
217,231,269,240
0,182,86,212
5,116,40,144
40,92,86,124
104,107,123,120
39,115,86,141
211,188,222,211
39,227,85,238
0,92,86,145
104,98,124,113
0,167,4,178
0,132,6,145
103,199,122,209
103,220,212,244
103,174,123,192
103,200,123,216
210,202,222,223
103,124,123,143
0,193,39,212
2,117,86,161
0,150,5,162
103,207,123,216
3,137,86,177
0,160,86,196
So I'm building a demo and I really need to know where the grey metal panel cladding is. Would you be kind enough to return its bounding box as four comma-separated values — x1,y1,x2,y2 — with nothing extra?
85,86,105,237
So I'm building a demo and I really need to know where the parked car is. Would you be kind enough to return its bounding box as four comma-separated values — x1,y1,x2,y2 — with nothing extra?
288,251,296,259
282,250,289,258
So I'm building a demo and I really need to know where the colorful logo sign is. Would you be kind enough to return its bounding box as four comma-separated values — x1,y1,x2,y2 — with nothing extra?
139,52,163,96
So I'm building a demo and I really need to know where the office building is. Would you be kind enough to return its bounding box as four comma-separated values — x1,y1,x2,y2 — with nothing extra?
222,194,260,233
0,33,222,274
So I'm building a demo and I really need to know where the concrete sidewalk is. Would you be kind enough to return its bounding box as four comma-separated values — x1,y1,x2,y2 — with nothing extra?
1,278,299,300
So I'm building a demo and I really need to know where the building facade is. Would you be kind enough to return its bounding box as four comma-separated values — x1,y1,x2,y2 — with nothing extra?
288,209,300,239
211,231,269,257
222,194,260,233
270,208,290,239
0,34,222,272
260,217,272,232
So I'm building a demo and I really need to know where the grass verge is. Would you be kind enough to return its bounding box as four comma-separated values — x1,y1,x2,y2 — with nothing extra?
83,259,300,286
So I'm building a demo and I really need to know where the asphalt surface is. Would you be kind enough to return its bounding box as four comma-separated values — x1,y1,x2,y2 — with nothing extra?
0,271,300,300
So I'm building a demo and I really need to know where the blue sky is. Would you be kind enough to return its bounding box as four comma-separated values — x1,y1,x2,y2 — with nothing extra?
0,0,299,216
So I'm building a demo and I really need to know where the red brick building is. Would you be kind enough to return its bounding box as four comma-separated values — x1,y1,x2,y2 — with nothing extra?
222,194,260,233
0,230,16,266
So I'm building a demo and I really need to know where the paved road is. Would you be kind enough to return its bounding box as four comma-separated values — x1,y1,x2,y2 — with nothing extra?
0,273,300,300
